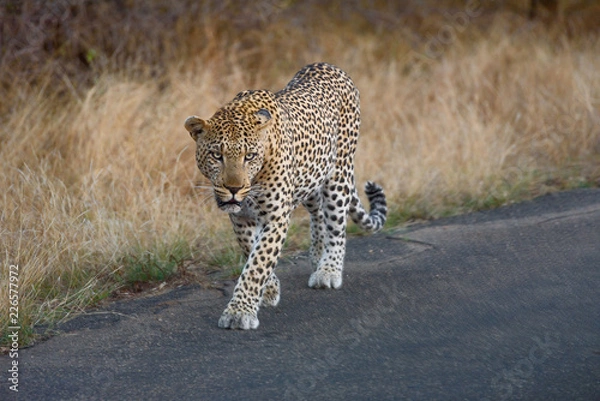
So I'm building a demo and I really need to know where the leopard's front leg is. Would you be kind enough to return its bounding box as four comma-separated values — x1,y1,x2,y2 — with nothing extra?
218,213,290,330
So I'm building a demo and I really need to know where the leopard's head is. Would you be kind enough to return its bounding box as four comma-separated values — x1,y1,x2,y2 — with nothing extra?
185,90,275,214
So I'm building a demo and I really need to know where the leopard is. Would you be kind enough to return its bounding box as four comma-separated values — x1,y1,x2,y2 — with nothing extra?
184,62,387,330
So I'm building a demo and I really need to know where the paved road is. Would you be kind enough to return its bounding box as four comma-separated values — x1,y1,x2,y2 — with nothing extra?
2,189,600,400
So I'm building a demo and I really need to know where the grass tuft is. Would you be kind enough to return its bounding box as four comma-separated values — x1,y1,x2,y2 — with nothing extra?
117,239,191,287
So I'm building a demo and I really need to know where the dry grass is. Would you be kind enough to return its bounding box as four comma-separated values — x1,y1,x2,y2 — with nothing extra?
1,0,599,346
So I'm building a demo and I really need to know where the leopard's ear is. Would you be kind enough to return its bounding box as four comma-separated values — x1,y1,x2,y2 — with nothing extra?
184,116,209,141
255,108,272,129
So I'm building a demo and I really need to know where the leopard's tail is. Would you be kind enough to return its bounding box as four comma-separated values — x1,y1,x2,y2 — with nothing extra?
348,181,387,233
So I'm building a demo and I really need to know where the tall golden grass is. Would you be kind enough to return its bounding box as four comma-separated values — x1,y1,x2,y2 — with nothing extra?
1,1,599,346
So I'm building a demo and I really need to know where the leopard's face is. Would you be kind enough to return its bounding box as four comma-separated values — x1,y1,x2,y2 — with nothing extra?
185,107,272,214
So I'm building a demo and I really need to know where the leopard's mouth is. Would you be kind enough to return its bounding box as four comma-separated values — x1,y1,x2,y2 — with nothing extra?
216,198,243,213
217,198,241,206
213,184,250,214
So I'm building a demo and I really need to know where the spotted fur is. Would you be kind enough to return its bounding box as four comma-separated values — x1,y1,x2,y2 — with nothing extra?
185,63,387,329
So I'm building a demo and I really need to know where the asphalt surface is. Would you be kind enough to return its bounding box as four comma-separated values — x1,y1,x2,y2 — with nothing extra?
2,188,600,400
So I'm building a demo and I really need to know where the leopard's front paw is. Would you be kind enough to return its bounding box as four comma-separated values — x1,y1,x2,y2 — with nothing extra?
308,268,342,289
218,307,259,330
260,274,281,307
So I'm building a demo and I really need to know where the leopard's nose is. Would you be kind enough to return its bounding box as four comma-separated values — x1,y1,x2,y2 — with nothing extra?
224,185,243,196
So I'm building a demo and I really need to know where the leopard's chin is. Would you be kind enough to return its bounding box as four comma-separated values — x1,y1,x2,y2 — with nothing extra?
221,204,242,214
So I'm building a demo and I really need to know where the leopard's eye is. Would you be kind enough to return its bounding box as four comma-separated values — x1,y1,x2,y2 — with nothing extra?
244,153,257,162
210,151,223,161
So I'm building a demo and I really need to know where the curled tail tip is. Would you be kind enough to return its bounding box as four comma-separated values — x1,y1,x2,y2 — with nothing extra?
365,181,387,208
356,180,387,232
365,181,383,194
